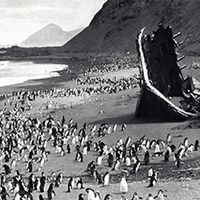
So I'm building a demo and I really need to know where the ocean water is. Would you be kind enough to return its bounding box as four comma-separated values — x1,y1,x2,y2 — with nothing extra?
0,61,68,87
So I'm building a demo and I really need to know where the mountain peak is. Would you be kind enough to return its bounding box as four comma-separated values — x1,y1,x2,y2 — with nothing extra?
20,24,83,47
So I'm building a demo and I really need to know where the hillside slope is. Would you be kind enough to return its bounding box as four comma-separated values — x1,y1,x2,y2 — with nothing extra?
61,0,200,55
21,23,84,47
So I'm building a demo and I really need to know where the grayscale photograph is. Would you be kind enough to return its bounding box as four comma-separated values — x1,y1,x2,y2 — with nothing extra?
0,0,200,199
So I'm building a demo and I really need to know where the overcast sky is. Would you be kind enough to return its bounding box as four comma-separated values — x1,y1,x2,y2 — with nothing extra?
0,0,107,46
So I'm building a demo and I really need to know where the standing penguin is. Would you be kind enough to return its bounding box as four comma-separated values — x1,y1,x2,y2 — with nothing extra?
67,177,74,192
27,161,33,172
147,167,154,180
148,170,157,187
34,178,39,191
39,172,46,192
121,124,126,131
86,188,96,200
164,150,170,162
183,137,189,147
166,133,172,145
112,124,117,132
67,144,71,154
10,159,17,170
132,159,140,173
144,150,150,165
55,173,63,187
47,183,55,200
94,170,102,185
112,159,120,171
195,140,199,151
27,174,34,193
76,177,84,189
0,185,9,200
96,155,103,166
107,153,114,168
102,171,110,186
120,175,128,194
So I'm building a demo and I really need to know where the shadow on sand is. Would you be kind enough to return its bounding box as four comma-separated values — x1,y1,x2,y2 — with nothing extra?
89,113,184,125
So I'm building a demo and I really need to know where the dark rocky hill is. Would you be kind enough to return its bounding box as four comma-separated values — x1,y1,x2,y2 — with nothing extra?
61,0,200,55
21,23,84,47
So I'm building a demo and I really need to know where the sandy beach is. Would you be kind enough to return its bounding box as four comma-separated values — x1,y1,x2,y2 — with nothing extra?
0,55,200,200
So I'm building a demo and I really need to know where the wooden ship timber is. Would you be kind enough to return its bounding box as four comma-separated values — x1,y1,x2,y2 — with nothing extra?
135,24,200,120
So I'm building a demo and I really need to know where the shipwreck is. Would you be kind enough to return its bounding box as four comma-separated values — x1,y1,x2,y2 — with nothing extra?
135,24,200,120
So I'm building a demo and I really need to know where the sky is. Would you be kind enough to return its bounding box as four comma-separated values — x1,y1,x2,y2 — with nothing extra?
0,0,107,46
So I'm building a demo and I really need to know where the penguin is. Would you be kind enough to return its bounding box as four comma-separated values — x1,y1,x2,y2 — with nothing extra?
27,174,34,193
170,144,176,152
104,194,112,200
78,193,85,200
39,194,44,200
147,194,154,200
148,170,157,187
183,137,189,147
107,153,114,168
121,124,126,131
10,159,17,170
0,185,9,200
86,188,96,200
67,177,74,192
39,172,46,192
27,161,33,172
34,178,39,191
164,150,170,162
102,171,110,186
185,144,194,156
195,140,199,151
166,133,172,144
112,159,120,171
120,175,128,194
0,173,6,185
95,191,101,200
147,167,154,179
144,150,150,165
2,165,11,175
67,144,71,153
94,170,102,184
112,124,117,132
124,136,131,148
55,173,63,187
83,145,88,155
47,183,55,200
174,153,181,169
132,160,140,173
96,155,103,166
154,189,167,200
76,177,84,189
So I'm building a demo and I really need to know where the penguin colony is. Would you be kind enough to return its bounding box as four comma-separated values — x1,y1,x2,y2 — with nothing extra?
0,95,199,200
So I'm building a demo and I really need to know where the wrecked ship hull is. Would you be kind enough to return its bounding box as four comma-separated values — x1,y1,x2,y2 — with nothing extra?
135,27,199,120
